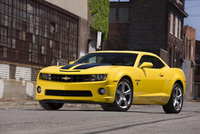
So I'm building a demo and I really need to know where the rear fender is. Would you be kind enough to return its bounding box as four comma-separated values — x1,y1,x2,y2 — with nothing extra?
163,68,186,98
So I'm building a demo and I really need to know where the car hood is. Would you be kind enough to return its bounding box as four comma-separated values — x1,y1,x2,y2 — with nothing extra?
40,63,127,74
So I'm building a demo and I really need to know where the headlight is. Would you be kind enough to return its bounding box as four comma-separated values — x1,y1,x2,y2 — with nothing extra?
85,74,107,81
40,73,51,80
96,74,107,81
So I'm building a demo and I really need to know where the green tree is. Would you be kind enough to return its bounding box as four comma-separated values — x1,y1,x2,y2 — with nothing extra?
88,0,110,40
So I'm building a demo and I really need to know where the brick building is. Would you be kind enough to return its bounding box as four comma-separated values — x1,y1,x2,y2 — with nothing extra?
182,25,196,100
0,0,93,99
0,0,92,82
194,40,200,99
104,0,187,67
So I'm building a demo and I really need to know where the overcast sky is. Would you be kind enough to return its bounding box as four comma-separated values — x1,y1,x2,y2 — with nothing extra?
184,0,200,40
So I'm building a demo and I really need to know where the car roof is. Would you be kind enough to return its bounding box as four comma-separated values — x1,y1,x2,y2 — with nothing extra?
89,50,156,56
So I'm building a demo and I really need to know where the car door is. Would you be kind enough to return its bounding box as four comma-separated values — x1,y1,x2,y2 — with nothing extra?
138,55,166,101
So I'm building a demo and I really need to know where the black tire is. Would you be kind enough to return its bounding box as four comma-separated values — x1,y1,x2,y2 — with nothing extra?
101,103,117,111
163,83,183,113
101,78,133,112
39,101,64,110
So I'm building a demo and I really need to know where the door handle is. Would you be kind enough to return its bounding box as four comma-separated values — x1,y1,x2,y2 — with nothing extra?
159,73,164,77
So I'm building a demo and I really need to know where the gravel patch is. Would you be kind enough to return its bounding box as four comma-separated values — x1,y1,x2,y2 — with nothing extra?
0,98,101,110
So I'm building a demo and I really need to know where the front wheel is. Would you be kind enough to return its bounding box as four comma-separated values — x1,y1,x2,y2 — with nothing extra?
101,78,133,112
162,83,183,113
39,101,64,110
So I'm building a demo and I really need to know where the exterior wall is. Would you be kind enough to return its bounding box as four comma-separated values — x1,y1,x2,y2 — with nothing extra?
78,16,93,58
105,0,168,52
167,0,187,68
182,59,191,100
45,0,91,58
194,41,200,99
0,0,91,99
128,0,168,52
0,0,88,83
0,0,79,67
105,0,187,67
182,25,196,99
105,2,130,50
184,26,196,61
45,0,88,20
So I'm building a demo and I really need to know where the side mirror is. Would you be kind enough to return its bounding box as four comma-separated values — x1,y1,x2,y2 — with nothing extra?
139,62,153,69
69,61,75,65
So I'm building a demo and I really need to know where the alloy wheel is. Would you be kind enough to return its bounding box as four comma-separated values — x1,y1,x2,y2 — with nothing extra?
116,80,132,109
173,86,183,111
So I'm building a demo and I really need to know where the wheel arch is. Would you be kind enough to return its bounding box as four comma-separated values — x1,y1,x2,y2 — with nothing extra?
120,75,133,89
174,80,184,94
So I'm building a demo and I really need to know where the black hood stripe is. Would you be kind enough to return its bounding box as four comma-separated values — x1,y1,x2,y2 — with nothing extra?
74,63,111,69
60,63,111,70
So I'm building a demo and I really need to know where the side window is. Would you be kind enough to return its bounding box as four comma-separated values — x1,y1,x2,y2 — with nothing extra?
138,55,165,69
155,57,165,68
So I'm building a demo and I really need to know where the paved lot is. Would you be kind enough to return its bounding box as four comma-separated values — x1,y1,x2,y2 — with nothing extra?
0,99,200,134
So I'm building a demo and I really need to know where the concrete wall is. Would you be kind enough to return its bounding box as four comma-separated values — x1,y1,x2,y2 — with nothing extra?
0,63,38,99
182,59,191,100
45,0,88,20
183,26,196,99
0,63,40,82
0,79,36,99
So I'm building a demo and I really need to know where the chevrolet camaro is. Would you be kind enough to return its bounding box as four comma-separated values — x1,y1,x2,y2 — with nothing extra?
36,51,186,113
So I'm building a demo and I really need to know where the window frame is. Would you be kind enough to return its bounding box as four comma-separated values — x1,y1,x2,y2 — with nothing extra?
138,55,165,69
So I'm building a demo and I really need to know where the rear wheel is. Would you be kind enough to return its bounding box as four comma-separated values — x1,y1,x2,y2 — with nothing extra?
162,83,183,113
101,78,133,112
39,101,64,110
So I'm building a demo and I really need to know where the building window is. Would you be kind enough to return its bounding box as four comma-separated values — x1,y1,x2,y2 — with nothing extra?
0,0,78,66
119,8,129,23
109,8,116,22
175,16,178,37
109,7,129,23
170,12,173,34
195,66,200,74
178,19,182,39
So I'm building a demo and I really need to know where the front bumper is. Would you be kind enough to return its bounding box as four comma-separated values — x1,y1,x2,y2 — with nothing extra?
36,80,116,103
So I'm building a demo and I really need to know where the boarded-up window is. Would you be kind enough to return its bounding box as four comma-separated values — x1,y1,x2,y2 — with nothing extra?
119,8,129,23
109,8,116,22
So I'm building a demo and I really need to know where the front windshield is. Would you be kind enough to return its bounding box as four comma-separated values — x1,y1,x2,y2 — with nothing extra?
75,53,138,66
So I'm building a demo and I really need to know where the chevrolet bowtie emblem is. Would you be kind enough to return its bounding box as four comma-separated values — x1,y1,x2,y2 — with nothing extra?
62,76,71,80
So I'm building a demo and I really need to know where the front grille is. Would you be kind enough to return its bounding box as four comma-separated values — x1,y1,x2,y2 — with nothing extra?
50,74,92,82
45,90,93,97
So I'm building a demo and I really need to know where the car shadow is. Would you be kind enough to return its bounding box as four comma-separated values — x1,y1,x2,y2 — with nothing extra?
24,108,165,114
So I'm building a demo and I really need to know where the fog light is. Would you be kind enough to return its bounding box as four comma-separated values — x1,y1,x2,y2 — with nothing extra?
98,88,106,95
37,86,42,93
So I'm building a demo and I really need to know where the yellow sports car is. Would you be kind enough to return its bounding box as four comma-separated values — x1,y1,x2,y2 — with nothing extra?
36,51,186,113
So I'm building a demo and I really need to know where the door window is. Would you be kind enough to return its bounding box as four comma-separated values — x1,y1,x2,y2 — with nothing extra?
138,55,165,69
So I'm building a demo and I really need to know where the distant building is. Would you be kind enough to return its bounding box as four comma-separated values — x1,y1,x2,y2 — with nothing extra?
104,0,188,68
194,40,200,99
0,0,92,81
182,25,196,100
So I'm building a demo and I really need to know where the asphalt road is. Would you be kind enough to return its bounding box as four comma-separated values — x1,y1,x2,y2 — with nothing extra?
0,101,200,134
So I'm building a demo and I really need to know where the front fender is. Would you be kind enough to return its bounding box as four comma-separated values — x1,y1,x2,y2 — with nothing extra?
111,67,140,90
